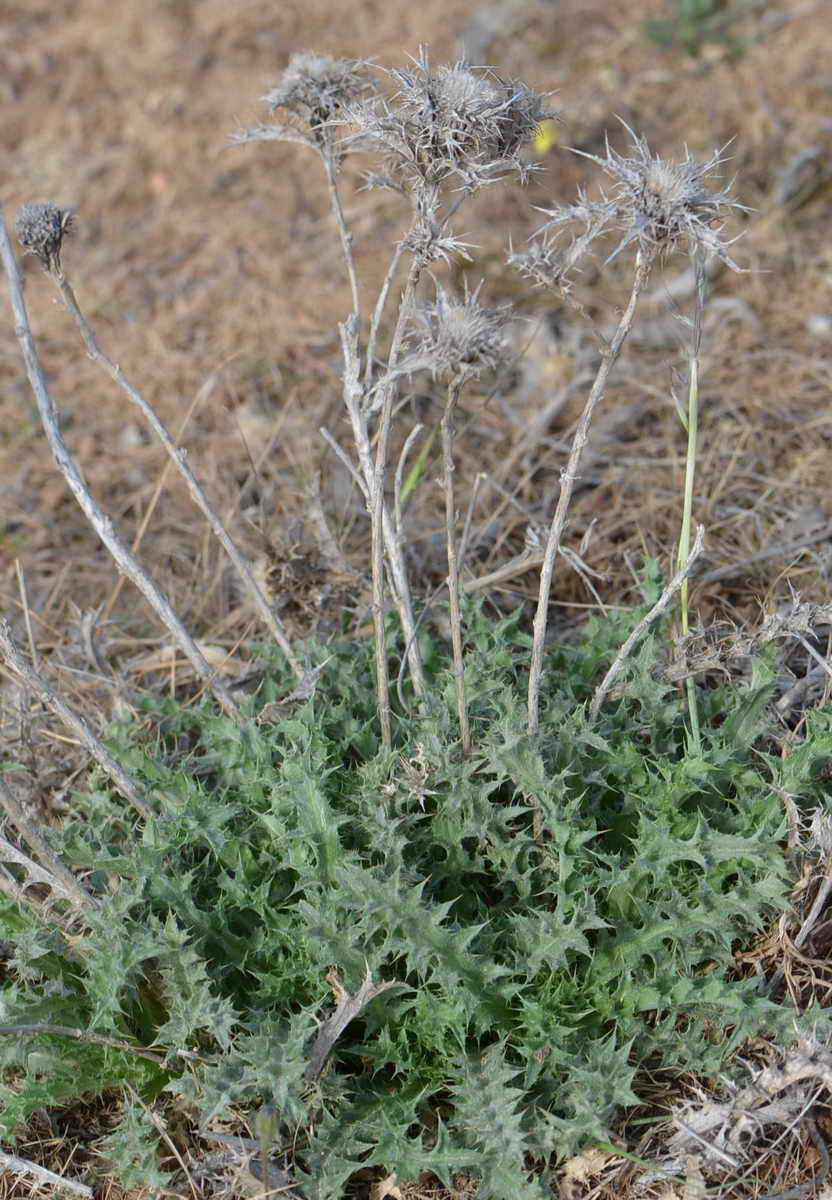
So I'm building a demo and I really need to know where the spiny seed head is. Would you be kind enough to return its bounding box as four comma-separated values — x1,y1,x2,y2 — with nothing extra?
578,121,744,266
409,284,508,378
508,234,569,292
350,49,554,191
509,194,612,302
511,196,614,295
265,52,369,131
15,202,73,271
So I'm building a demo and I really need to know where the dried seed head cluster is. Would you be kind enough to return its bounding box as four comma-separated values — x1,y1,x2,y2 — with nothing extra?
406,284,509,379
15,202,73,272
350,49,554,192
231,52,372,153
265,52,370,133
509,197,614,295
578,122,744,266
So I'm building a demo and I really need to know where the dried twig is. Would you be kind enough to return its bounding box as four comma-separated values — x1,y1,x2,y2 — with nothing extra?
0,211,241,723
51,267,302,681
0,1148,93,1198
0,620,152,819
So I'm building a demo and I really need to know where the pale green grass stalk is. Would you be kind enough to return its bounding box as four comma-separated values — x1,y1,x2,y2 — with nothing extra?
441,376,471,756
676,251,707,752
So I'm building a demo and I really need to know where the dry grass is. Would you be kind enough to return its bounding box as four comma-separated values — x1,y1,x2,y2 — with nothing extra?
3,0,832,1195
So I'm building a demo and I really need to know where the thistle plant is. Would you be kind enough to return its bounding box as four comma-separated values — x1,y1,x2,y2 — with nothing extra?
4,46,830,1200
236,49,552,747
517,122,745,737
3,60,745,756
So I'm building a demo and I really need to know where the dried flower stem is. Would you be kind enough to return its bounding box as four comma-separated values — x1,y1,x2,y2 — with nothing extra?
0,774,94,911
589,525,706,721
0,620,152,820
0,214,241,723
369,258,423,744
50,269,302,681
365,239,406,387
336,320,388,747
338,319,426,708
442,377,471,755
323,149,361,319
528,248,653,738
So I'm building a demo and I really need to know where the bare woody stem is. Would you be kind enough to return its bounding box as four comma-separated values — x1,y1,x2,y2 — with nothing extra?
364,239,405,387
322,165,425,702
0,773,95,911
0,213,241,724
442,376,471,756
337,321,425,700
50,269,302,681
528,248,653,738
323,148,361,321
0,620,152,820
368,256,423,746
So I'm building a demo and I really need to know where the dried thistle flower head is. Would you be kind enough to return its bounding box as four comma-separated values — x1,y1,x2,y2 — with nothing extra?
231,52,375,152
405,283,509,379
350,49,555,192
265,52,369,129
15,202,73,272
576,120,745,266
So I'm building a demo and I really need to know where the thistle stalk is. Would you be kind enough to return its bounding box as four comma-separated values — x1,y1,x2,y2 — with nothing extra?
528,248,653,738
369,257,423,746
49,264,303,681
0,211,242,725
